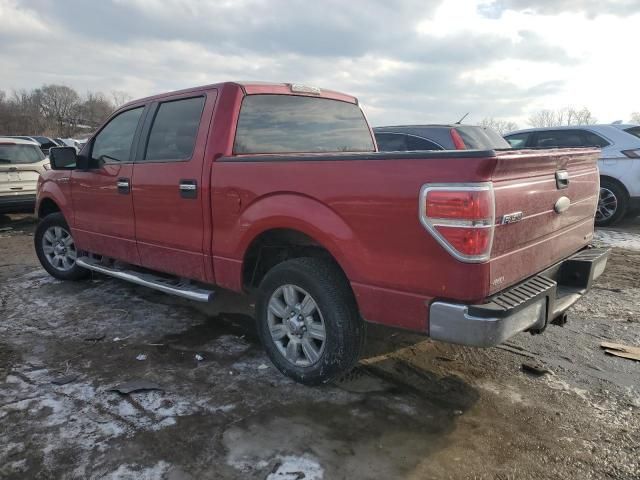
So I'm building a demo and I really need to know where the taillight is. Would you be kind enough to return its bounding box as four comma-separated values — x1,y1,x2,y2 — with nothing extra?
622,149,640,158
419,183,495,262
450,128,466,150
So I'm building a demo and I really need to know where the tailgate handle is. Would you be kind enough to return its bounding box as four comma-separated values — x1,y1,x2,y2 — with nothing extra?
555,170,569,189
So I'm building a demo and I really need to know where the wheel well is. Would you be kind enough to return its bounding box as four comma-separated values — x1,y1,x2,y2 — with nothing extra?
600,175,629,197
38,198,61,218
242,228,343,290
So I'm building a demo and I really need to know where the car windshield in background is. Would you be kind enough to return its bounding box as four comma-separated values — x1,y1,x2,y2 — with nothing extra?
624,126,640,139
234,95,375,154
455,126,511,149
0,144,45,164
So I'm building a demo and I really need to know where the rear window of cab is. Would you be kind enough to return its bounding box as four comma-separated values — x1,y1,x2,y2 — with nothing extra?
233,95,375,154
0,143,45,164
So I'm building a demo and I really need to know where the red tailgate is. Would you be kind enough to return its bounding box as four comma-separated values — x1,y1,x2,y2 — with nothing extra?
488,148,599,293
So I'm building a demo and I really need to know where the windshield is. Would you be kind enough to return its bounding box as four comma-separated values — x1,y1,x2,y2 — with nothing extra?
0,143,46,164
624,127,640,140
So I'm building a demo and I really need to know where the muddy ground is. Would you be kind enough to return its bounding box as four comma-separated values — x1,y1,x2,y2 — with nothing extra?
0,214,638,480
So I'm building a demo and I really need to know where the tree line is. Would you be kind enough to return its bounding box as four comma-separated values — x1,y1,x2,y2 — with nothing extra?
482,107,640,135
0,84,131,138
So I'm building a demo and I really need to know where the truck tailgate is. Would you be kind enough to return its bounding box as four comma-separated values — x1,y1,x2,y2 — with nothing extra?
489,148,599,294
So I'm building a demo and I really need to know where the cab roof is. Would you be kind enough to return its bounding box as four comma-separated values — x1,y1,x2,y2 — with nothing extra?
121,81,358,109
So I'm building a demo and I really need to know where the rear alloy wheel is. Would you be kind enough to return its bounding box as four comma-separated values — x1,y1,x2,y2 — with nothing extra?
267,284,327,367
595,179,627,227
257,257,364,385
35,212,89,281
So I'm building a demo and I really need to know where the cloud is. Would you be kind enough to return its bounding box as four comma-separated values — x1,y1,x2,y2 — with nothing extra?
480,0,640,18
1,0,634,126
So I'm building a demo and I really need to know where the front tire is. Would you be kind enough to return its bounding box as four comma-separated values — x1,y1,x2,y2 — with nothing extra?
34,213,89,281
595,178,628,227
256,257,364,385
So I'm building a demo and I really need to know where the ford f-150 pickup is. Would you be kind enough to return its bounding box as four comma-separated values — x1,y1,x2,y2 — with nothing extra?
36,81,609,384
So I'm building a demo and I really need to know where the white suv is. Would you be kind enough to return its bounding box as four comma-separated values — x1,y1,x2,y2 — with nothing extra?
0,137,50,214
505,124,640,226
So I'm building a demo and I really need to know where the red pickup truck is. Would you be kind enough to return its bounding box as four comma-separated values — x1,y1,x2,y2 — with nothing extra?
36,82,608,384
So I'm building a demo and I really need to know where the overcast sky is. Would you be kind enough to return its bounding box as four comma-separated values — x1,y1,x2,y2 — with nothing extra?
1,0,639,127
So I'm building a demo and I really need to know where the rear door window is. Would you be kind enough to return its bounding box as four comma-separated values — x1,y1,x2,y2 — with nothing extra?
92,107,144,163
533,130,609,148
234,95,375,154
144,96,205,161
504,132,531,148
375,133,407,152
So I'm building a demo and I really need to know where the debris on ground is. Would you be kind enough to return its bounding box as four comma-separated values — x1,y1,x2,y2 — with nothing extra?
258,363,269,370
84,333,105,342
195,353,204,361
521,362,555,377
108,379,164,394
51,374,79,385
136,353,147,361
600,341,640,361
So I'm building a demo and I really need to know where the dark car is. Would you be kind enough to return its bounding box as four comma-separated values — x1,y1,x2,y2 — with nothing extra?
373,124,511,151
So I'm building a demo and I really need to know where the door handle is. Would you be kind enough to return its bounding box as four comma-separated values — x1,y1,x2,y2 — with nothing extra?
117,178,130,194
179,179,197,199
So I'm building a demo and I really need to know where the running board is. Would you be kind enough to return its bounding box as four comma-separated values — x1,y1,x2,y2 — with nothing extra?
76,256,214,302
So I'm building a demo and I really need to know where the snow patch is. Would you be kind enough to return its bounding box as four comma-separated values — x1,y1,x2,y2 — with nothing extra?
594,229,640,251
266,455,324,480
102,461,172,480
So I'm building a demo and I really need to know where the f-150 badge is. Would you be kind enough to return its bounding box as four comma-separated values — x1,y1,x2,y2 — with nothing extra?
501,211,523,224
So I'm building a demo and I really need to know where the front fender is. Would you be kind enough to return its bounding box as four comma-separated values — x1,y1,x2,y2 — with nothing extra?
37,172,73,223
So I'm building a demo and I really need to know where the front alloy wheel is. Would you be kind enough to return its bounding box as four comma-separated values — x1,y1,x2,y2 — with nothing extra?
42,225,78,272
34,212,89,281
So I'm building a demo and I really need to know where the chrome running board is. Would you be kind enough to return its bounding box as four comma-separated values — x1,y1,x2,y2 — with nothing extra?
76,256,214,302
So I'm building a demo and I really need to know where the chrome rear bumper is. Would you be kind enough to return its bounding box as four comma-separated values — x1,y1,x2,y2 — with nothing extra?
428,247,610,348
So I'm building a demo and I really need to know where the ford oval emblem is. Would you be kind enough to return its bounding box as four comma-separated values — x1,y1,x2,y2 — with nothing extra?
554,196,571,213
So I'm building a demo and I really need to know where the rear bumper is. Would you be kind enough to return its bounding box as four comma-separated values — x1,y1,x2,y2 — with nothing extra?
428,247,609,347
0,193,36,213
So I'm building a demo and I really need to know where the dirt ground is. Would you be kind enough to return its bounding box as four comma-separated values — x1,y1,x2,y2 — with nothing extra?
0,214,638,480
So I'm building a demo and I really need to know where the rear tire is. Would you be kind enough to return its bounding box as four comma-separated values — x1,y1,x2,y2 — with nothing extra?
34,213,89,281
256,257,364,385
595,178,627,227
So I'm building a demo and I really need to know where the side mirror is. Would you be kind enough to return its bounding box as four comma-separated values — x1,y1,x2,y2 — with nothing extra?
49,147,77,170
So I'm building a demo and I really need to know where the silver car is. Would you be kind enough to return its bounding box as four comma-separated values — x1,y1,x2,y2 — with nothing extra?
505,124,640,226
0,137,50,214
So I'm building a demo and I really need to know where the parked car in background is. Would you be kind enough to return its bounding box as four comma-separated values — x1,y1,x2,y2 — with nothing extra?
7,136,58,155
373,124,511,151
504,124,640,226
0,137,50,213
35,81,607,385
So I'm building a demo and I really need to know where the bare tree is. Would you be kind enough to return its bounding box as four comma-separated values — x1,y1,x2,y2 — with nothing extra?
111,90,132,108
35,84,81,136
0,84,132,137
479,117,519,135
528,107,597,127
631,112,640,124
81,92,115,128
